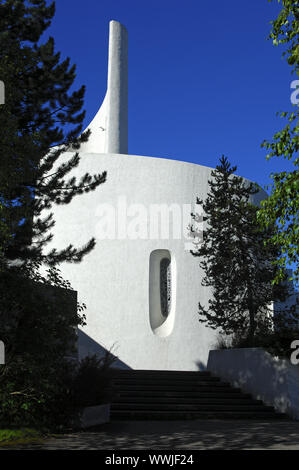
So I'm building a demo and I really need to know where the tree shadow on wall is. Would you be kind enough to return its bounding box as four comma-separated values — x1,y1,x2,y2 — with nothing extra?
78,329,132,370
195,360,207,371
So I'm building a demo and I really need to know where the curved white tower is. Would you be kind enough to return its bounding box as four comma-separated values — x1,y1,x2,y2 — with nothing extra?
78,20,128,154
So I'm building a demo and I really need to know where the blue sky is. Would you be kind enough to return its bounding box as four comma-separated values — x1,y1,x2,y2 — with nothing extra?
45,0,295,191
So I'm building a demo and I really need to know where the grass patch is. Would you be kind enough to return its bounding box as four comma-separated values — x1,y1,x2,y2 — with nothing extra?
0,428,44,446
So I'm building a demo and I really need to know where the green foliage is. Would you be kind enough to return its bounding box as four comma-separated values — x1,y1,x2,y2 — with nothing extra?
257,0,299,283
267,0,299,69
214,308,299,360
0,261,86,430
191,156,290,344
0,261,115,430
0,1,110,431
0,428,42,445
0,0,107,267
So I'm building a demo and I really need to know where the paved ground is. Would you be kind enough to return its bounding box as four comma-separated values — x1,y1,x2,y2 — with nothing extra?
2,420,299,450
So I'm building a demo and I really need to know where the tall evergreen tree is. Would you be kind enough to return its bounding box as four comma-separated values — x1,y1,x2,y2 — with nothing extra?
191,156,288,345
0,0,106,270
0,0,107,429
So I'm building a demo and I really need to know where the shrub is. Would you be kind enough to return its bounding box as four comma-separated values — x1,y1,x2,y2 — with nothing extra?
72,353,115,408
0,264,86,431
213,311,299,361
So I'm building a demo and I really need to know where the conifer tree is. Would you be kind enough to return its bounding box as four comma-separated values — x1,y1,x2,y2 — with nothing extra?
0,1,107,428
191,156,288,345
0,0,106,269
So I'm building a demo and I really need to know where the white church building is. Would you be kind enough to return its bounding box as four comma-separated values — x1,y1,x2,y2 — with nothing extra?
46,21,267,371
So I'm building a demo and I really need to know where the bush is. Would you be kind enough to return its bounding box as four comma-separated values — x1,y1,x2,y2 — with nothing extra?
0,428,42,445
72,353,115,408
0,265,115,431
213,316,299,361
0,355,78,431
0,264,86,431
0,352,116,431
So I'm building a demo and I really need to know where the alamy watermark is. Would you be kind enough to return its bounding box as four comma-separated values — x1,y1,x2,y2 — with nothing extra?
0,81,4,105
290,340,299,365
94,196,204,250
290,80,299,105
0,340,5,365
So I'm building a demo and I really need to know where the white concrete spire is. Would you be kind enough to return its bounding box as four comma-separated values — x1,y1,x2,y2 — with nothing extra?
79,20,128,154
106,20,128,154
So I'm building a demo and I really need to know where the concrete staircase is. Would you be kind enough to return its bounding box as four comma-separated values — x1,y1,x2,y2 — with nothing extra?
109,369,289,420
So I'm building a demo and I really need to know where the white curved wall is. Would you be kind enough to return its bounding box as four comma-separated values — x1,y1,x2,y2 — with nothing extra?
43,151,267,370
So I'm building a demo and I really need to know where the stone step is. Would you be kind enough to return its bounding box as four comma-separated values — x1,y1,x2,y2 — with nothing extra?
111,373,216,382
110,370,212,377
110,369,290,421
111,384,233,392
111,410,289,420
114,396,264,405
112,403,275,412
115,389,250,398
112,377,221,385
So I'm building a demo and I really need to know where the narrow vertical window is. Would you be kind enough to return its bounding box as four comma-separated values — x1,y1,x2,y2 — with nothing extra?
149,249,176,337
160,257,171,318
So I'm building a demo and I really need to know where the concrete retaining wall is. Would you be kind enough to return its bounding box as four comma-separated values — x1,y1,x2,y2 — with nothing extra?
80,404,110,428
207,348,299,420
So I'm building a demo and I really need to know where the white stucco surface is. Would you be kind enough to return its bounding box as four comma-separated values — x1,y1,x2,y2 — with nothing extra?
43,151,266,371
78,21,128,155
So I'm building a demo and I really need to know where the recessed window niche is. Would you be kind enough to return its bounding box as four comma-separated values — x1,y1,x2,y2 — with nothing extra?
149,249,176,337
